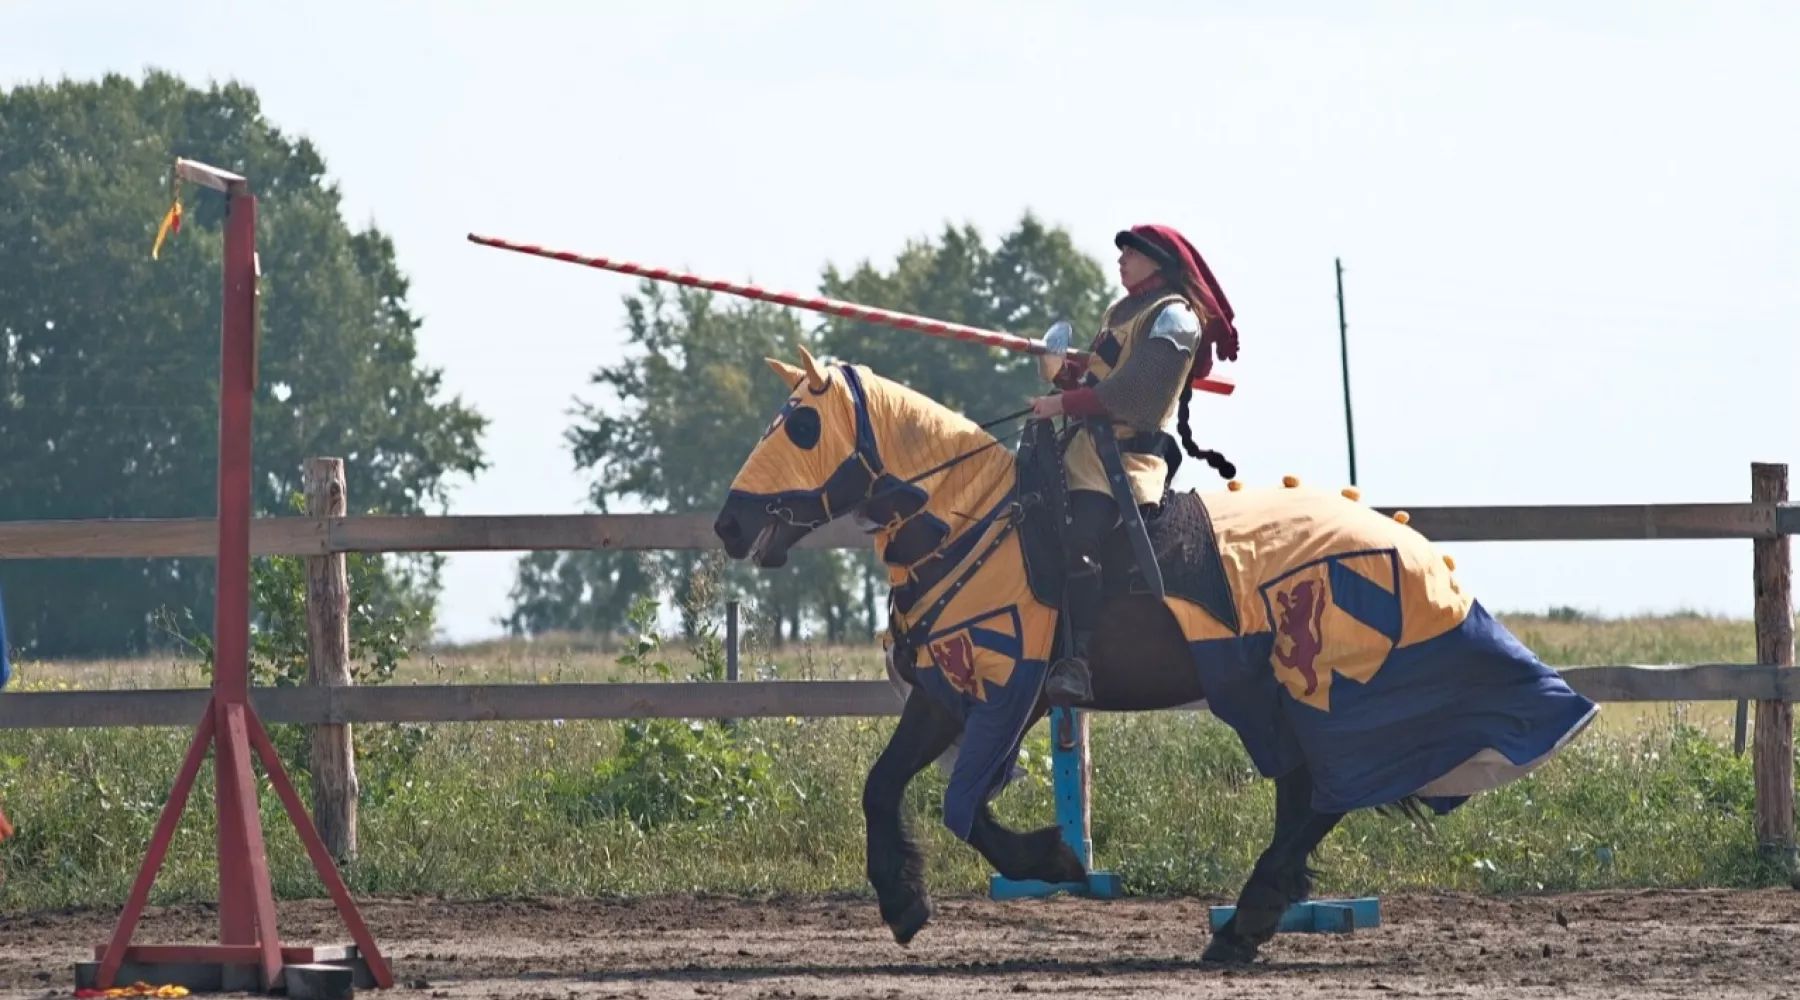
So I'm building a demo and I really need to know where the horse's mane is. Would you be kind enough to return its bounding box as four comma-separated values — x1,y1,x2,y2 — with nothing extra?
833,362,1020,538
849,364,988,439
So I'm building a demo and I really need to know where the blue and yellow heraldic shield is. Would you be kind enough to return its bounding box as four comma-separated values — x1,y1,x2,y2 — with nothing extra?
1182,486,1600,817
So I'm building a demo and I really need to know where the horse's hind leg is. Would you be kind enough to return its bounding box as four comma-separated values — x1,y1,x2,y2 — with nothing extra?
1202,765,1344,965
863,687,962,946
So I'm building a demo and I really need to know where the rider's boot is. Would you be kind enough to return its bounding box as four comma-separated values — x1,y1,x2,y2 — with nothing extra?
1045,564,1102,706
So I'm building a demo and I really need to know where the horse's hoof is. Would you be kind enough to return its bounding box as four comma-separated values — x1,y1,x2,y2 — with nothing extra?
889,894,933,946
1200,934,1259,966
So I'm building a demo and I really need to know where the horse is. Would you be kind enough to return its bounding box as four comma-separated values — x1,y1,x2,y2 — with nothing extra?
712,346,1600,964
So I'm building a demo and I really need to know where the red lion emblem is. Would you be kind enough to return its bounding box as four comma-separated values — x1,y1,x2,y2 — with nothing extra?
1273,579,1328,696
930,633,980,697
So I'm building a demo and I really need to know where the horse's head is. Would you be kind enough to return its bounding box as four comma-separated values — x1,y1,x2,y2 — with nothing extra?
715,345,876,569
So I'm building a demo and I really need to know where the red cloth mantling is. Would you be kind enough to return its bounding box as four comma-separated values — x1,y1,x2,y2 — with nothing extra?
1117,224,1240,370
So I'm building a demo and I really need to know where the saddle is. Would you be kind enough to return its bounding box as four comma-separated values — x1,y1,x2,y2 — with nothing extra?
1014,420,1240,634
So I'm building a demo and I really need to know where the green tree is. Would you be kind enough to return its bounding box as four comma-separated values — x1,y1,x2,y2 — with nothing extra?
502,282,846,643
0,71,486,657
812,214,1113,634
504,215,1112,643
501,549,655,640
813,213,1112,411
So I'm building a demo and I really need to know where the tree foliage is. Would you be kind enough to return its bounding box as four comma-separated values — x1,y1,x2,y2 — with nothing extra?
0,71,486,656
504,215,1112,643
813,214,1112,411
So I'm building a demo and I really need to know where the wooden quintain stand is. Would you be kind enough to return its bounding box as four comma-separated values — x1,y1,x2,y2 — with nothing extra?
78,159,393,996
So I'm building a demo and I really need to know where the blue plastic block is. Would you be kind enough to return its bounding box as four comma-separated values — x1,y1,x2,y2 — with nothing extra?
1309,903,1357,933
989,871,1122,900
1208,896,1380,933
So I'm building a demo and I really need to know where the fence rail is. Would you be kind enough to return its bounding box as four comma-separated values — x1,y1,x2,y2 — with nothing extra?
2,664,1797,731
0,465,1794,867
0,502,1794,561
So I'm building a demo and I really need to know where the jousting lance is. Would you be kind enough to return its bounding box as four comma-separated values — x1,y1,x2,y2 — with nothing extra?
466,233,1235,396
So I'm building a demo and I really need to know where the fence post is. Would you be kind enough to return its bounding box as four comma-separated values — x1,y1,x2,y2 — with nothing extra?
1751,462,1794,872
726,599,740,681
305,457,358,862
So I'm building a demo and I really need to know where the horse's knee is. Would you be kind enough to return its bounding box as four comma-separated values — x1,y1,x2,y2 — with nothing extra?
862,755,908,819
940,793,980,843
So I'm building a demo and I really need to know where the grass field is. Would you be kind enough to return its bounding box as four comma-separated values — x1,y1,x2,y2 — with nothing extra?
0,609,1793,915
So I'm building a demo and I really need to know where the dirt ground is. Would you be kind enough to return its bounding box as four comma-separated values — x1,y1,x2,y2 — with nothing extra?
4,889,1799,999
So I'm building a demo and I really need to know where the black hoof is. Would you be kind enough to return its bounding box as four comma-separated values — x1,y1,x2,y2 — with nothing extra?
1201,933,1260,966
888,893,933,946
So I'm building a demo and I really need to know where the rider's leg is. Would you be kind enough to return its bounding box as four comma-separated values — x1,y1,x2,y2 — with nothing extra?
1045,489,1120,706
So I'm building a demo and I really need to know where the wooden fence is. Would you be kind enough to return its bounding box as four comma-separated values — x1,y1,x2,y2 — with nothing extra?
0,460,1794,867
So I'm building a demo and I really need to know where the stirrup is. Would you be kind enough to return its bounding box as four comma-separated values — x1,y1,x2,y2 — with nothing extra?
1045,653,1093,706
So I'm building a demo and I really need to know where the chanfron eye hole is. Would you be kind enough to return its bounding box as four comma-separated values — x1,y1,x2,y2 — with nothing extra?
784,407,822,450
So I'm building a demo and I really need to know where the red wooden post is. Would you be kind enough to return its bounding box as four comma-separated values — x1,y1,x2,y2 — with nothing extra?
213,174,263,966
90,159,392,994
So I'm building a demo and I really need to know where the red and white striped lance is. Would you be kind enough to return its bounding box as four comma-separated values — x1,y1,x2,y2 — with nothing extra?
467,232,1235,395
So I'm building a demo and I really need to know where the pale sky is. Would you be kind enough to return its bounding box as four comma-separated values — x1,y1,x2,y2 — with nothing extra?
5,1,1796,641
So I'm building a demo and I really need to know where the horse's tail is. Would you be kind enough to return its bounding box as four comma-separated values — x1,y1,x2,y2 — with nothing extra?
1374,794,1437,832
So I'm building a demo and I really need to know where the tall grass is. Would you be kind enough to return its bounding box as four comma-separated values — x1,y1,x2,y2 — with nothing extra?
1,609,1792,914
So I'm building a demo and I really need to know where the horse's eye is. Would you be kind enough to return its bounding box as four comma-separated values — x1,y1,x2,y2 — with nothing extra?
784,407,822,450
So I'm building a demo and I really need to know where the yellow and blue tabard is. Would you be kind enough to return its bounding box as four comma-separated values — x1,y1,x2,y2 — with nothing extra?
900,481,1599,830
1160,483,1599,814
1061,287,1190,506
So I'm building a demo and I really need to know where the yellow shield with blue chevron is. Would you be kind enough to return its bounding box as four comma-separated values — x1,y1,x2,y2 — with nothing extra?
923,606,1025,703
1258,549,1404,712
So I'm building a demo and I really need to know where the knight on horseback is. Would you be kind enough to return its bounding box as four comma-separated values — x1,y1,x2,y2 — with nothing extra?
1031,224,1241,706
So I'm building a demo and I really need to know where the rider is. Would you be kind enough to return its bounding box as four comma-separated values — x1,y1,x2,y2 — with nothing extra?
1030,224,1240,706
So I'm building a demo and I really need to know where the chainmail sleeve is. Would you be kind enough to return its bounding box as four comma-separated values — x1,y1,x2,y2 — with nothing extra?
1093,336,1192,430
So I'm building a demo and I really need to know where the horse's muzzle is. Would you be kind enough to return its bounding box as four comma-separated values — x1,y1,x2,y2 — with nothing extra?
713,494,808,568
713,495,760,561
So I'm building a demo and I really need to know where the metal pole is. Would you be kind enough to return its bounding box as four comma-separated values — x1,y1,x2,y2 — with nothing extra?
1336,258,1358,486
725,600,740,682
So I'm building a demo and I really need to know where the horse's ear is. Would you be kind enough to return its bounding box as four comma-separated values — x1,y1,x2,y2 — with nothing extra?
765,357,806,385
797,345,830,393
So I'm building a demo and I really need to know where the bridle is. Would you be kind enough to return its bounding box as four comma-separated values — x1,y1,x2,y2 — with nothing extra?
760,364,1033,533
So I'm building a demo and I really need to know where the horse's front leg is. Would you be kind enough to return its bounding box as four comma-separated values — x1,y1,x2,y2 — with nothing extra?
963,701,1086,885
1202,765,1343,965
863,686,962,946
967,802,1086,885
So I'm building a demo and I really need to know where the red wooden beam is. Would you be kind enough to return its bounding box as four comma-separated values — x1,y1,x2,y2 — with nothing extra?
92,162,392,993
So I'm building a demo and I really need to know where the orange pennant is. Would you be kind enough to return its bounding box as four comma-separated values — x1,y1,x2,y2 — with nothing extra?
151,162,183,260
150,197,182,260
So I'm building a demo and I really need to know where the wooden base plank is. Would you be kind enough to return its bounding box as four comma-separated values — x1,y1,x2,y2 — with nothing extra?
78,946,373,995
